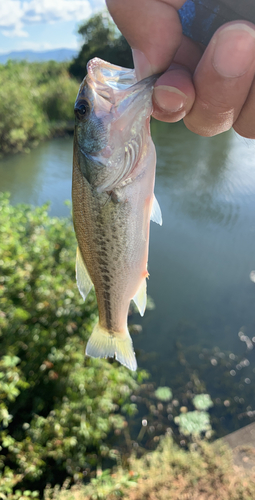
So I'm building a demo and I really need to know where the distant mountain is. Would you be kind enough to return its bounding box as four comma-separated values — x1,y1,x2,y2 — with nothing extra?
0,48,78,64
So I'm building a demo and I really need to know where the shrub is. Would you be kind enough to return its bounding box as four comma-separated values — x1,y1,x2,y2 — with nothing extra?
0,61,78,154
39,73,78,122
0,62,49,154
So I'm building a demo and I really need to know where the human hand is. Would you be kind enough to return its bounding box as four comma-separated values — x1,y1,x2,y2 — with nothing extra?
106,0,255,138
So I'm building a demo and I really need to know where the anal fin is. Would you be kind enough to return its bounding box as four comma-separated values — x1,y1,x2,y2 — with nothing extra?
150,194,162,226
76,246,93,301
132,277,147,317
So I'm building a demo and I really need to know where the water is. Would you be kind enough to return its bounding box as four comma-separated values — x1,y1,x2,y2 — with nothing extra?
141,122,255,367
0,138,73,218
1,123,255,434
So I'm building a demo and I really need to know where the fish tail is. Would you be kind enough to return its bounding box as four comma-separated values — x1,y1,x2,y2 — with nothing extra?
85,322,137,371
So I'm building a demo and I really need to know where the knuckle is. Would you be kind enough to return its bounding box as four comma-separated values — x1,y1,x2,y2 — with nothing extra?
195,91,233,114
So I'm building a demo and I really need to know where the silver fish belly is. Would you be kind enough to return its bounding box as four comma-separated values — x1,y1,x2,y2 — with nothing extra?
72,58,162,370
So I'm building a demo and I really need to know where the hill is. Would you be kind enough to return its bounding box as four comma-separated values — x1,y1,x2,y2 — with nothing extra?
0,48,78,64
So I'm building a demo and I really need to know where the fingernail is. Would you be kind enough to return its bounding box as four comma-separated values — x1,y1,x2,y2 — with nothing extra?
154,85,187,112
132,49,153,81
212,24,255,78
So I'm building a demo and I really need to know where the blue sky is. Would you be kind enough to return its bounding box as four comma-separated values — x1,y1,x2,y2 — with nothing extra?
0,0,105,53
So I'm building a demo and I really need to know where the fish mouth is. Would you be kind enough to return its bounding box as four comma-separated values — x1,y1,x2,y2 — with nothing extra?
87,58,137,91
86,57,160,105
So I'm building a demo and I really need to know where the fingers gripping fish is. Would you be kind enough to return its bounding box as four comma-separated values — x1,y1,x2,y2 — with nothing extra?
72,58,162,371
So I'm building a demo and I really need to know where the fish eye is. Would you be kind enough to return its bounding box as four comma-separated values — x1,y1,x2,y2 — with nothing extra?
74,99,90,121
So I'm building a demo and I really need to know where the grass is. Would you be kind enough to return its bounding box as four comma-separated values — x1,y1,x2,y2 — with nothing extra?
44,435,255,500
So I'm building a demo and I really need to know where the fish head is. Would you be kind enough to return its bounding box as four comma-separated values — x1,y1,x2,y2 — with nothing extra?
74,58,158,191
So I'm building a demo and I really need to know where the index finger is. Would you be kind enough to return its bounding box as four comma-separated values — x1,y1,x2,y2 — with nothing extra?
106,0,186,78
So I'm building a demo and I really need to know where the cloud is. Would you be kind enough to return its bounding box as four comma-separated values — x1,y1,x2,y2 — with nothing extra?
0,1,28,37
23,0,92,24
0,0,105,38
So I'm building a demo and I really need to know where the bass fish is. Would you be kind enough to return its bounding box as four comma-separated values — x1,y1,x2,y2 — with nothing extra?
72,58,162,371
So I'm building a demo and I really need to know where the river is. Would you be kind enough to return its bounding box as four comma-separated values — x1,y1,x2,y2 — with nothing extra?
1,121,255,435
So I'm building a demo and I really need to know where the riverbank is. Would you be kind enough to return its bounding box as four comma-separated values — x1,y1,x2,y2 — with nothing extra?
50,121,74,137
45,434,255,500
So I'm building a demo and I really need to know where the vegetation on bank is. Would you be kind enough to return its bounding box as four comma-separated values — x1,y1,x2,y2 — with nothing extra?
0,60,78,155
0,194,146,498
45,436,255,500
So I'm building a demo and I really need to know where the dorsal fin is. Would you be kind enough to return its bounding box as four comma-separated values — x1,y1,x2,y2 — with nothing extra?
76,247,93,301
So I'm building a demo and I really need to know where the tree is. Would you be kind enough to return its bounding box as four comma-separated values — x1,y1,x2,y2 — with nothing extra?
69,12,133,81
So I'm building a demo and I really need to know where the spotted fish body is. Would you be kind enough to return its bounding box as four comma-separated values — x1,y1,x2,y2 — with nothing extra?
72,58,162,371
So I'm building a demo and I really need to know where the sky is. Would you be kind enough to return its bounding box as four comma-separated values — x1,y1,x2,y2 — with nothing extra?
0,0,106,54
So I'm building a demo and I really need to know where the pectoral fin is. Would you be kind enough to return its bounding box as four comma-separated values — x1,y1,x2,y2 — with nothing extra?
150,194,162,226
132,277,147,317
76,247,93,301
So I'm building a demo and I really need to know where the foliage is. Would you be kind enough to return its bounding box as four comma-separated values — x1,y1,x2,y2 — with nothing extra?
69,11,133,81
44,469,138,500
174,392,213,437
174,411,211,437
0,193,145,496
0,60,78,155
45,435,255,500
154,386,172,402
193,393,214,411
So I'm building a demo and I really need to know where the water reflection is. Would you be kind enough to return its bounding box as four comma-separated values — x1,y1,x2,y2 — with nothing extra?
151,120,255,227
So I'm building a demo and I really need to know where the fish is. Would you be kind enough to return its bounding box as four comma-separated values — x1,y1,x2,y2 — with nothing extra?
72,57,162,371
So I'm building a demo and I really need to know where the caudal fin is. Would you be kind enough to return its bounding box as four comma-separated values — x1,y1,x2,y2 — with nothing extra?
85,322,137,371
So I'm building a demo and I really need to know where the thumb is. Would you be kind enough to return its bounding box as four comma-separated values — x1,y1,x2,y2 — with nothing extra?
106,0,186,79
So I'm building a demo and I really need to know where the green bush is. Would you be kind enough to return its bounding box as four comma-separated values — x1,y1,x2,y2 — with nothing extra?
0,62,49,154
0,61,78,154
39,73,79,122
0,193,144,496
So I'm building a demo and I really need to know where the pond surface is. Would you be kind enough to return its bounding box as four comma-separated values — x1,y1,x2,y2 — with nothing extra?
1,122,255,436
